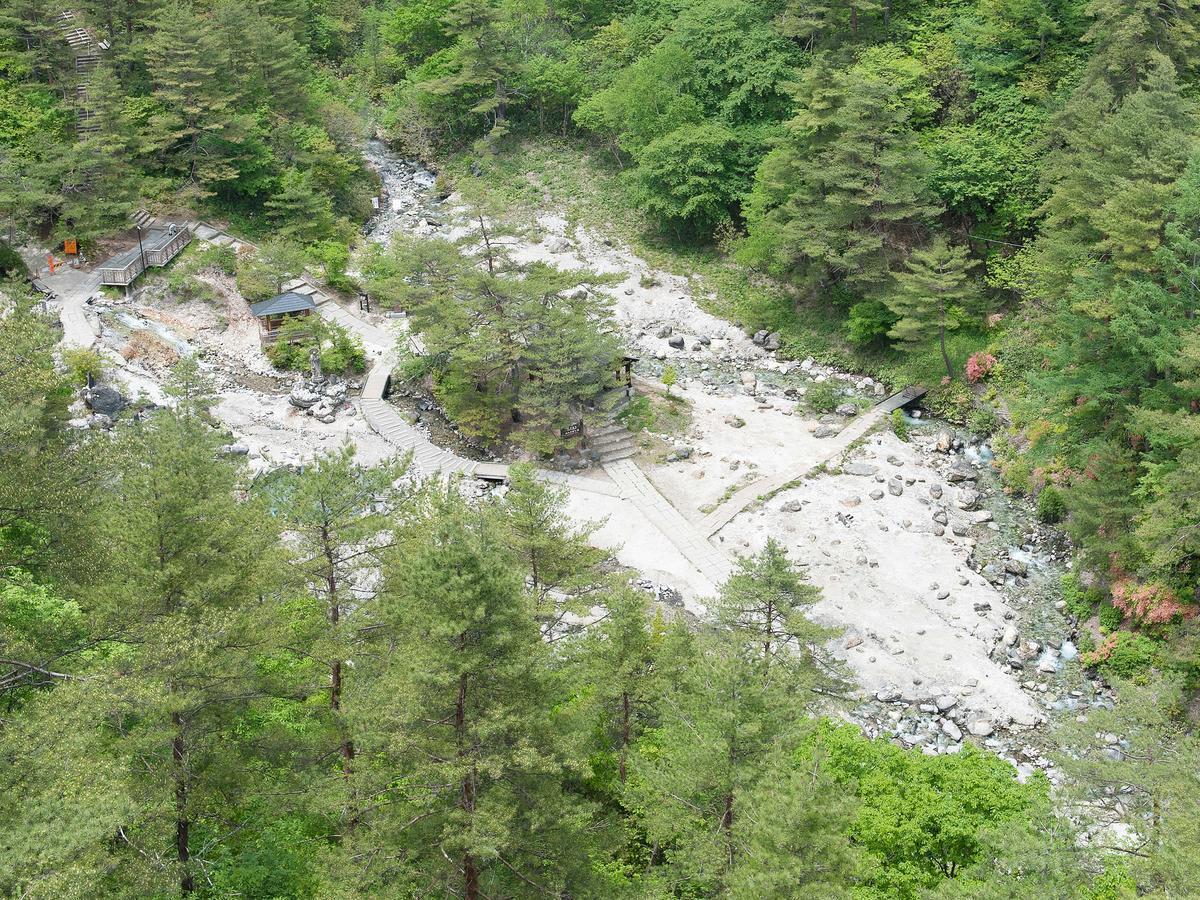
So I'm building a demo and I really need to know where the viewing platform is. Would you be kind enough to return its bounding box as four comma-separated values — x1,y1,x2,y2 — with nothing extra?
96,224,193,286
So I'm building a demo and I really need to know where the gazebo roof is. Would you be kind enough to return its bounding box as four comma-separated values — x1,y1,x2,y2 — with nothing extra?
250,291,316,318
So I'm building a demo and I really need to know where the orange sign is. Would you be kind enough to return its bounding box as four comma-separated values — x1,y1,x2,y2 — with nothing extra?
63,238,78,255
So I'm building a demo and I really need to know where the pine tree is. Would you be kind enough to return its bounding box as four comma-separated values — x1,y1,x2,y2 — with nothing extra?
887,237,980,381
629,544,844,893
492,462,610,629
1054,677,1200,895
273,445,410,824
349,487,597,897
57,64,144,239
265,167,337,243
568,585,660,786
741,61,940,301
1081,0,1200,93
144,4,249,199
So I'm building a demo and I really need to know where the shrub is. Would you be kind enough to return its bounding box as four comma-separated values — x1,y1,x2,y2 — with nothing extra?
806,380,841,413
267,317,365,374
661,365,677,396
1110,578,1192,627
1082,630,1161,679
0,240,28,277
891,407,910,442
617,395,654,433
965,352,997,383
191,243,237,276
1098,602,1124,633
966,403,999,436
1036,485,1066,524
1061,573,1101,619
62,347,107,385
845,300,895,346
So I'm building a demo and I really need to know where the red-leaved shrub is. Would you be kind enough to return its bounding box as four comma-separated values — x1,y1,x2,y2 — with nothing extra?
965,352,997,384
1110,579,1191,626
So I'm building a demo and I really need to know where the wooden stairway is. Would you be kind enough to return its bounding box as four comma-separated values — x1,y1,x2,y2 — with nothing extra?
56,9,106,136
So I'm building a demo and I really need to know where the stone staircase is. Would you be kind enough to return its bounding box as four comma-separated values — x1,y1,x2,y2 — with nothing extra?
588,422,636,463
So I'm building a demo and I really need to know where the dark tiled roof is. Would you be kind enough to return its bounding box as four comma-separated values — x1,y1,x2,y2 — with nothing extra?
250,292,316,317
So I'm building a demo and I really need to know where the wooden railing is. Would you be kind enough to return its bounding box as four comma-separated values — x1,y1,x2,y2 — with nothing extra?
96,225,193,286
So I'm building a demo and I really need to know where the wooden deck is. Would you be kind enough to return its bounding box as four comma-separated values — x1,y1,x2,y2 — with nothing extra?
96,225,193,286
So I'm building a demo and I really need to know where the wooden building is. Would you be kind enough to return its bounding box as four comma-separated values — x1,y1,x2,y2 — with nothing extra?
250,291,316,343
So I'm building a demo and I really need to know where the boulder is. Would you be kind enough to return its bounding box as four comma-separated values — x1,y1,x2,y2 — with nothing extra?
1003,625,1019,647
289,387,321,409
935,429,954,452
667,335,685,349
763,331,781,351
968,719,995,737
740,371,757,390
887,478,904,496
780,499,802,512
955,488,981,511
84,384,126,417
813,424,838,438
942,719,963,742
1004,557,1029,577
724,415,746,428
752,329,768,345
875,686,902,703
929,484,943,499
835,403,858,417
947,459,977,483
869,489,884,500
656,325,673,339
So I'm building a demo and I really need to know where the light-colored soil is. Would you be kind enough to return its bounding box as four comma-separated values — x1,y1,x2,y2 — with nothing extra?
715,429,1041,727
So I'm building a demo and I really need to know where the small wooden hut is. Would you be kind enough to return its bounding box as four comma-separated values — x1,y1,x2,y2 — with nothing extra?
250,291,316,343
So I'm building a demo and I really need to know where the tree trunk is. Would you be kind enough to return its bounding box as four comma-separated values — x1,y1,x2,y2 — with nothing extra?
939,319,953,382
456,662,478,900
619,691,631,784
172,712,193,895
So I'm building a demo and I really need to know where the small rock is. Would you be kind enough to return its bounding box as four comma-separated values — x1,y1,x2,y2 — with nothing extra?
887,479,904,497
968,719,995,737
844,462,879,477
724,415,746,428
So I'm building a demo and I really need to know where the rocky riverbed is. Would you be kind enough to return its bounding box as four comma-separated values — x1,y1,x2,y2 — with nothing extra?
356,139,1100,770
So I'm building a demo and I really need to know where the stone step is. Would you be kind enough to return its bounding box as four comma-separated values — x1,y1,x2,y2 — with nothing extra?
598,446,636,463
592,434,638,451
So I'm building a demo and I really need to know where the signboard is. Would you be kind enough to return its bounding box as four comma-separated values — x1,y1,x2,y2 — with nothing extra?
63,238,78,255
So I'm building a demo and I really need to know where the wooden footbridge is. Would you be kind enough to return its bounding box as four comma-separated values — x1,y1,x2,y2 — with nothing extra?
96,210,193,287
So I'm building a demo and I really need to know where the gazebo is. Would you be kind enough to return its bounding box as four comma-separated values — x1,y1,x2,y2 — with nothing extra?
250,291,316,343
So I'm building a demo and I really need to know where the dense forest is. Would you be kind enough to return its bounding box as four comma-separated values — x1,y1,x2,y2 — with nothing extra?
6,0,1200,895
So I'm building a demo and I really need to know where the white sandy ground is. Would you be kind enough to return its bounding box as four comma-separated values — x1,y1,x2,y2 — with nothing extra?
714,429,1041,727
